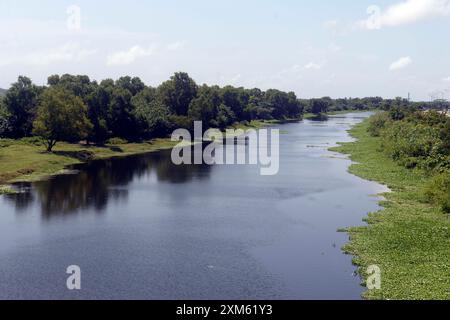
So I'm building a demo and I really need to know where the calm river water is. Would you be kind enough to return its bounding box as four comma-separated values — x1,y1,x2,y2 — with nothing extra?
0,112,385,300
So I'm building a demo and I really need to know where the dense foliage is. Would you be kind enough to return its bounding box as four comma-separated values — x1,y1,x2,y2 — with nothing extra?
424,172,450,213
368,109,450,212
0,73,444,150
304,96,443,114
33,88,93,151
0,73,305,146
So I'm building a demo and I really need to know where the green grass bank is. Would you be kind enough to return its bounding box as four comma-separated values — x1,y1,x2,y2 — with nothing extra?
0,120,278,189
0,138,179,188
332,120,450,300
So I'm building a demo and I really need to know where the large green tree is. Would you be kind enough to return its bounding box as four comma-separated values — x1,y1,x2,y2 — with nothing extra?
48,74,94,101
188,85,222,127
215,104,236,129
286,92,302,118
310,98,329,115
116,76,145,96
4,76,42,138
48,74,107,144
86,84,112,144
157,72,198,116
264,89,290,119
132,87,171,138
220,86,248,119
107,87,137,140
33,88,93,152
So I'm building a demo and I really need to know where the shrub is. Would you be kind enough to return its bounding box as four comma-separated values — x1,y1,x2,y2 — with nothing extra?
367,112,390,137
168,115,193,131
0,137,45,148
19,136,46,146
107,137,128,145
424,172,450,213
381,121,440,168
0,139,14,148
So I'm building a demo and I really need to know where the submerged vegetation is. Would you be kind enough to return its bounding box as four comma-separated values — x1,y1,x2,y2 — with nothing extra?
333,110,450,299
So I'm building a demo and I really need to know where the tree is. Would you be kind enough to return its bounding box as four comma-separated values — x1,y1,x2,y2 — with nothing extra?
132,87,171,138
310,98,329,115
107,87,137,140
220,86,247,119
264,89,288,119
48,74,94,101
0,98,11,137
47,75,111,144
243,89,264,121
4,76,42,138
188,85,222,127
215,104,236,129
116,76,145,96
86,84,111,144
256,107,273,120
286,92,302,118
157,72,198,116
1,72,309,143
33,88,93,152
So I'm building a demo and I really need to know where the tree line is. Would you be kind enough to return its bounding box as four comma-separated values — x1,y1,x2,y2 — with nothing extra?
0,73,305,151
0,72,442,151
302,96,444,114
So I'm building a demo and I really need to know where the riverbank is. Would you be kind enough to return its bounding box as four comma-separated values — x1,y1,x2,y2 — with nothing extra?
304,109,376,120
332,120,450,300
0,119,280,190
0,138,179,189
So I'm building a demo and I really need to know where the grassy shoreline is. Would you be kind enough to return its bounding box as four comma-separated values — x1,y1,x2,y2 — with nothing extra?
0,138,179,189
0,119,281,190
332,120,450,300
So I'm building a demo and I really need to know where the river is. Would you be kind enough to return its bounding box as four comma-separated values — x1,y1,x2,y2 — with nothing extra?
0,112,385,300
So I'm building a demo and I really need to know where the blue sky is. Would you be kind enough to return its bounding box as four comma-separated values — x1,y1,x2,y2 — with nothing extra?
1,0,449,100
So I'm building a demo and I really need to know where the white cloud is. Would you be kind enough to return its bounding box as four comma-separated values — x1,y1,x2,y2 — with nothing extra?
167,40,187,51
323,20,339,31
389,56,413,71
329,43,341,53
276,65,304,80
323,19,353,36
323,73,337,84
304,62,323,70
106,45,156,66
360,0,450,30
0,42,97,67
230,74,242,83
443,76,450,82
291,64,303,72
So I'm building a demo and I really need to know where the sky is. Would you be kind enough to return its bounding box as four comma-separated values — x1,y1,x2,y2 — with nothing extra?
0,0,450,101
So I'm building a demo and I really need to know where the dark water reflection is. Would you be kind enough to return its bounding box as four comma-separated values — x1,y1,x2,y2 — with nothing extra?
0,112,386,300
5,151,212,219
